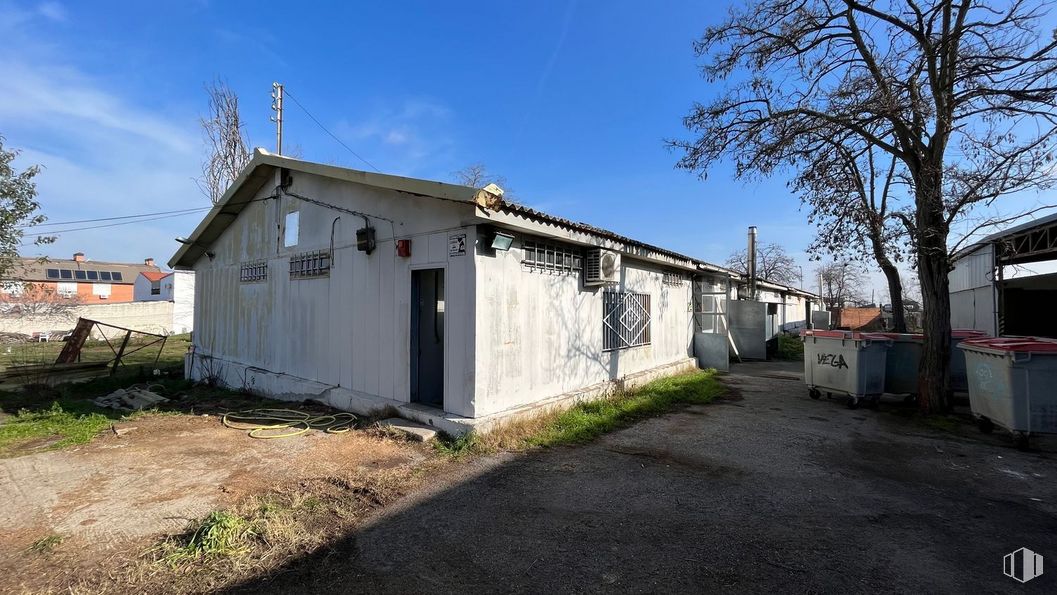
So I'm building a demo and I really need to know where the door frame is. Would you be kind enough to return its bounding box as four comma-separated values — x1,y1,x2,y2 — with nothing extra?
409,264,447,410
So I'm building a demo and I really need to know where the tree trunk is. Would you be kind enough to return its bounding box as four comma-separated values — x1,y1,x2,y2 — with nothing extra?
869,228,907,332
880,262,907,332
915,178,953,413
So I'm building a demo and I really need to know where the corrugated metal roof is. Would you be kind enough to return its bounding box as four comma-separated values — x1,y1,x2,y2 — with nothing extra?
169,149,818,299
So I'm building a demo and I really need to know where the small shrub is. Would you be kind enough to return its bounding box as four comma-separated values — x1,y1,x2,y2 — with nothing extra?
162,510,257,565
775,333,804,361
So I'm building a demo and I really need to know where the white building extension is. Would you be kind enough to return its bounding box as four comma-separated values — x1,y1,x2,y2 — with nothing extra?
133,270,196,334
170,150,817,433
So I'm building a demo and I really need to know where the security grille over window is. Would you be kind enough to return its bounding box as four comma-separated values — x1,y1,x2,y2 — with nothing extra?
240,260,268,283
522,240,582,274
603,291,651,351
289,251,331,279
663,272,685,286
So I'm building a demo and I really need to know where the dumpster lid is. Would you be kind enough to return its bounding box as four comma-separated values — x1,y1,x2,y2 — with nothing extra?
952,329,989,338
878,332,924,341
959,337,1057,352
802,329,890,341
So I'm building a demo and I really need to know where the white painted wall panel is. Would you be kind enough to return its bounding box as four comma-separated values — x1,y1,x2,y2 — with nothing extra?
190,171,477,416
473,237,694,417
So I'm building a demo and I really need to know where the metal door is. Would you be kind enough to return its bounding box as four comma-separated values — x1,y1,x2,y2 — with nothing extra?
411,269,445,408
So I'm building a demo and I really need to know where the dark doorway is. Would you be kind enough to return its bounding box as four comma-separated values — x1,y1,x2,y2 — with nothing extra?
411,268,445,408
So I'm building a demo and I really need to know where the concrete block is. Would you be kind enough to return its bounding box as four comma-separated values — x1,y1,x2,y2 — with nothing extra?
379,418,438,442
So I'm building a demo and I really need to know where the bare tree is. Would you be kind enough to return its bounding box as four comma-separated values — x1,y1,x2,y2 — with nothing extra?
725,242,801,286
452,163,516,201
817,262,868,309
672,1,1057,412
800,140,913,331
198,80,251,205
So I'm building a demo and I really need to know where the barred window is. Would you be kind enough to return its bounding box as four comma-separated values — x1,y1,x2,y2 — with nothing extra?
603,291,651,351
240,260,268,283
289,250,331,279
663,272,685,286
522,240,582,274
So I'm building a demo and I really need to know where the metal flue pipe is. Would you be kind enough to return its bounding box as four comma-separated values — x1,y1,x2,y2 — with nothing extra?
747,226,757,299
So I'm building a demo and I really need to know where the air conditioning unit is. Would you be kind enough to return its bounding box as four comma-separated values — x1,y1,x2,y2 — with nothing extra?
584,249,620,285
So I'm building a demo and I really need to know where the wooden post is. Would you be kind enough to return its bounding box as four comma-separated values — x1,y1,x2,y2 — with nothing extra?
111,330,132,376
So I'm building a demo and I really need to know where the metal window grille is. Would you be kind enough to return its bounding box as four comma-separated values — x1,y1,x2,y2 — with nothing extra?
289,250,331,279
603,291,651,351
522,240,582,274
663,272,685,286
240,260,268,283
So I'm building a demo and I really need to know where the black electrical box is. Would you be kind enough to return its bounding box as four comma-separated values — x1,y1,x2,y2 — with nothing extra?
356,226,376,254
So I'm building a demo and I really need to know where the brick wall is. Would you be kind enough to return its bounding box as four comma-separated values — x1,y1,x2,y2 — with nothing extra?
832,307,883,331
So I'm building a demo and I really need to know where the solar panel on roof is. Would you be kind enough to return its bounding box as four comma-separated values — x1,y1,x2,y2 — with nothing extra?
100,271,111,281
111,272,123,281
59,269,72,279
46,269,59,279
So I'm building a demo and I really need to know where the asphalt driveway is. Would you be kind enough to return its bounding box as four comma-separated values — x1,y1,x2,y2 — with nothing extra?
227,363,1057,593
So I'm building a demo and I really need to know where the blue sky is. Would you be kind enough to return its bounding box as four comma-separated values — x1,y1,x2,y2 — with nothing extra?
2,1,1050,298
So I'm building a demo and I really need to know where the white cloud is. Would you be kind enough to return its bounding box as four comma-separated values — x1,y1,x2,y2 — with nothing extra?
1,25,206,266
36,1,65,22
0,60,196,155
317,98,457,177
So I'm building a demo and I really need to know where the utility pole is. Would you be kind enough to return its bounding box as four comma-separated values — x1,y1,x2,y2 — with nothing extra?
270,82,284,154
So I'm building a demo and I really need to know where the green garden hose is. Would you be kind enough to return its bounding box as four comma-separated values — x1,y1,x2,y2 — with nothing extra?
221,408,357,439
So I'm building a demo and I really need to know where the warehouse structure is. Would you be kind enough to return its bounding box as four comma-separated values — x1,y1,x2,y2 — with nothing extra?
171,150,818,432
950,213,1057,338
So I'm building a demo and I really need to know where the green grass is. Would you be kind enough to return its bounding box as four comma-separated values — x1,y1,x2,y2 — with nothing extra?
28,533,64,554
0,333,192,371
0,402,114,454
775,333,804,361
436,370,725,456
161,510,258,565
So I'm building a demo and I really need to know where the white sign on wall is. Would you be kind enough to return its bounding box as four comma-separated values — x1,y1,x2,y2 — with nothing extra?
449,234,467,257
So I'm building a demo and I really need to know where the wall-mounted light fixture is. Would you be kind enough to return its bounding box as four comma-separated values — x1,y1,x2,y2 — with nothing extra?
491,231,514,251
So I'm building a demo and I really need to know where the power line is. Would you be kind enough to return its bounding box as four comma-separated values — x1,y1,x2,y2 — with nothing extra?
20,206,212,230
283,87,382,172
24,211,204,236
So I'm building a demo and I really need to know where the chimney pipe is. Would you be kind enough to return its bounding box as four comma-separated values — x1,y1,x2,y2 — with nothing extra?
144,257,155,267
73,252,85,263
747,226,757,299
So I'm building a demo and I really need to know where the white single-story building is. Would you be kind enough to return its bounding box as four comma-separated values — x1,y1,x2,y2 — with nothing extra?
133,270,195,334
170,150,818,433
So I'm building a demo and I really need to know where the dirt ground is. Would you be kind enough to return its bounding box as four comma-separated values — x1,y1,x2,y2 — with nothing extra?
0,412,431,593
219,362,1057,593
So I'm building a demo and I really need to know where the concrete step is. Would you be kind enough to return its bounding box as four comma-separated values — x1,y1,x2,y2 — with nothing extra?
378,418,438,442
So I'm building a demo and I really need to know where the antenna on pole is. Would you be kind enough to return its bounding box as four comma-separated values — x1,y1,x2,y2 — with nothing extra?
270,82,284,155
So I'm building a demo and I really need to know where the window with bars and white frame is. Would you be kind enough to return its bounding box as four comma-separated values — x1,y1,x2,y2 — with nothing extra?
521,240,582,275
603,291,651,351
693,277,728,334
240,260,268,283
663,271,685,286
289,250,331,279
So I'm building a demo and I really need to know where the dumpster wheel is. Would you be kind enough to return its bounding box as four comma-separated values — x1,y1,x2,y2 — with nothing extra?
1014,432,1030,451
846,396,860,410
808,388,821,400
976,416,994,435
